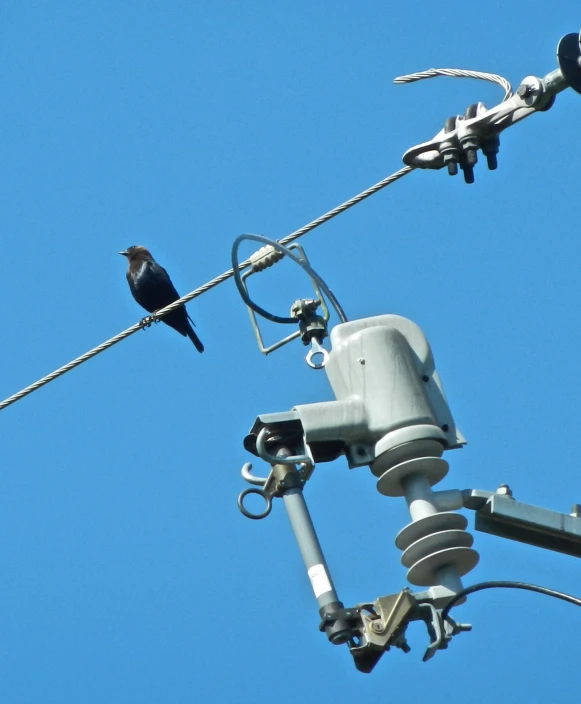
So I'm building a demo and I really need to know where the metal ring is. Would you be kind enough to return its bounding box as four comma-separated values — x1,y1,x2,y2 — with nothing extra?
306,346,329,369
237,488,272,520
255,427,313,467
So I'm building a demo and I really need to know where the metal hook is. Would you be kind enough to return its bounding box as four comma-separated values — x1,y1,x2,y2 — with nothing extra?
255,427,314,468
240,462,268,486
237,487,273,520
417,602,445,662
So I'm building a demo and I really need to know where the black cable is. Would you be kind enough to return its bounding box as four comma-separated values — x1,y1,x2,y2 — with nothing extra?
231,233,348,325
442,580,581,621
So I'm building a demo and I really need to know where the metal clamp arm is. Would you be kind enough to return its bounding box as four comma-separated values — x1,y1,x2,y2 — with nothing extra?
401,31,581,181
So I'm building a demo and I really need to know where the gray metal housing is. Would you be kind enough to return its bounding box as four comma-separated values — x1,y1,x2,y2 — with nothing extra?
293,314,465,468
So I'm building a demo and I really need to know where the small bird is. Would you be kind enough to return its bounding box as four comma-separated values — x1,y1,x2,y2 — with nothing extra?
119,245,204,353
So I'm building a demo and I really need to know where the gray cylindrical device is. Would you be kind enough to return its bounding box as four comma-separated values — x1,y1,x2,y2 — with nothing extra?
295,314,478,594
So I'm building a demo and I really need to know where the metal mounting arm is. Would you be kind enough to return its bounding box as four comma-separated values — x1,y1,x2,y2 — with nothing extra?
464,486,581,558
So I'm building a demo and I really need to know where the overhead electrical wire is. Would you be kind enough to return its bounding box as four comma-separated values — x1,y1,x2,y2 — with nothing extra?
442,580,581,621
0,165,413,412
0,66,514,412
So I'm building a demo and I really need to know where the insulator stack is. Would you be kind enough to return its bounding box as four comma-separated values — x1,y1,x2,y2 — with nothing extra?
374,452,479,588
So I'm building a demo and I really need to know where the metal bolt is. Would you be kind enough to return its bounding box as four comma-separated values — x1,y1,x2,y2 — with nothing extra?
570,504,581,517
496,484,513,497
484,152,498,170
461,163,475,184
441,117,458,177
371,620,384,634
481,136,500,171
441,149,459,176
517,84,532,98
460,135,479,168
464,148,478,166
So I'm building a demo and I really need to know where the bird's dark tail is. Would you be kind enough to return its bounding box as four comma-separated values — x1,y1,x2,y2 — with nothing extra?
187,325,204,353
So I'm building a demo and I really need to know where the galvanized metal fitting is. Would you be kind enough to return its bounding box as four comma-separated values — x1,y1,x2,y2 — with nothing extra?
496,484,513,498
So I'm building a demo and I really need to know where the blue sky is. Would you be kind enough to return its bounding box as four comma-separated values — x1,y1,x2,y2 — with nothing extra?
1,1,580,702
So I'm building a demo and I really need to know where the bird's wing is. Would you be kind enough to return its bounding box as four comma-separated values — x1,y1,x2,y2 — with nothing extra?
127,260,183,314
145,262,182,306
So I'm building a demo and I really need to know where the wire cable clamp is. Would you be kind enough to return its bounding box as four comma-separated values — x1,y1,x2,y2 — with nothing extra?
397,31,581,182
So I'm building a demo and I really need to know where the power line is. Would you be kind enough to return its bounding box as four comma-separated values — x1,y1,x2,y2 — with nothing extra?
441,580,581,621
0,165,414,413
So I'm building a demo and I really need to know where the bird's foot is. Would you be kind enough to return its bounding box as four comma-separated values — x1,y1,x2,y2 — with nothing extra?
139,316,153,330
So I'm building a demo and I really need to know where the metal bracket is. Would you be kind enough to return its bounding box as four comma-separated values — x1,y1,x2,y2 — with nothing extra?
348,590,415,673
237,426,315,520
416,600,472,662
473,492,581,558
290,298,330,369
343,589,472,672
402,31,581,182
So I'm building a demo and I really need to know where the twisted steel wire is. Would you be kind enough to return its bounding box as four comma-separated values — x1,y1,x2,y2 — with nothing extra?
0,166,413,412
394,68,513,102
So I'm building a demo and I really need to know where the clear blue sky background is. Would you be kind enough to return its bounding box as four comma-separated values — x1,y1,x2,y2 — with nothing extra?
1,1,580,702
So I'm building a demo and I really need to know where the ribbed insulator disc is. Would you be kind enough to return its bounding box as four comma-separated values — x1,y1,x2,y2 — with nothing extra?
376,457,449,497
395,512,467,550
401,529,474,568
407,546,479,586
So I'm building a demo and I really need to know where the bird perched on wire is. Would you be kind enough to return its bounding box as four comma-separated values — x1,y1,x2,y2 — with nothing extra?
119,245,204,353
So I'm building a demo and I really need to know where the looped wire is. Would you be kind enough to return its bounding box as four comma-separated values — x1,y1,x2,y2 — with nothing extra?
394,67,513,102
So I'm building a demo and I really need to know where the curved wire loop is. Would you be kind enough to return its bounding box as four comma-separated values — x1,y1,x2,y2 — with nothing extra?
394,67,513,102
231,233,348,325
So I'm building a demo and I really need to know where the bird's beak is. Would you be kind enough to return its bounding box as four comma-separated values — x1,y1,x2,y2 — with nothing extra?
119,250,128,256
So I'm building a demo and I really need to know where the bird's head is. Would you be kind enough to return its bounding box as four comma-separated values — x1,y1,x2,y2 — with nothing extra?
119,245,154,262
